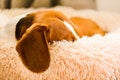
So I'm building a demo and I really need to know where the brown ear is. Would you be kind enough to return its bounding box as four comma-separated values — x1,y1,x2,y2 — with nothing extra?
16,23,50,73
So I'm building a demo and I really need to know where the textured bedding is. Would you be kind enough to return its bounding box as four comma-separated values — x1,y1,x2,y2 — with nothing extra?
0,6,120,80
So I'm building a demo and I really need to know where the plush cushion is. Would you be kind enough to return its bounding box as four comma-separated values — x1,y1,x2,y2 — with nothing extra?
0,6,120,80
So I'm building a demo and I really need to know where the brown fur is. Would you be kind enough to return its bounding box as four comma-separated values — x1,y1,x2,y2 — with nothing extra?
16,10,106,73
70,17,105,37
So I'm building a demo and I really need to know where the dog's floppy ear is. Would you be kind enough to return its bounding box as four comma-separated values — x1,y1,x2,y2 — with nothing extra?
16,23,50,73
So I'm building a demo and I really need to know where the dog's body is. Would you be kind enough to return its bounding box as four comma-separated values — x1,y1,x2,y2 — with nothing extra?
15,10,106,73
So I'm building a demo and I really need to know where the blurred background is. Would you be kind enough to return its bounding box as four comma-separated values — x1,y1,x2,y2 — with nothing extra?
0,0,120,13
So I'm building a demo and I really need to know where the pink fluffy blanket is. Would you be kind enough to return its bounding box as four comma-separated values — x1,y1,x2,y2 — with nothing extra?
0,6,120,80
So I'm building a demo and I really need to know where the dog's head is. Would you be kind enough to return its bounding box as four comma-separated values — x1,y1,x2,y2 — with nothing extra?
15,10,106,73
15,10,76,73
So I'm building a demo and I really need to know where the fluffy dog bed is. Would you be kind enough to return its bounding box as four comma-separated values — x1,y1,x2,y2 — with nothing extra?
0,6,120,80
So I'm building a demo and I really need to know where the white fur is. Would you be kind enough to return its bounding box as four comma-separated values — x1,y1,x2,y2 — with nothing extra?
0,13,10,27
63,21,80,40
4,14,27,39
0,13,10,41
0,13,27,45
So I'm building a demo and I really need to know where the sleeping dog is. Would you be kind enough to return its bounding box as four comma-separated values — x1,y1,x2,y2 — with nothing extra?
15,10,106,73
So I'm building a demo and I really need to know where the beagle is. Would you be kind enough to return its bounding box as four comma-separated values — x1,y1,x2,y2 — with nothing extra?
15,10,106,73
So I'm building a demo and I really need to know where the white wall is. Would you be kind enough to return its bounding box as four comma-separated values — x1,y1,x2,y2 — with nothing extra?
96,0,120,13
60,0,120,13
